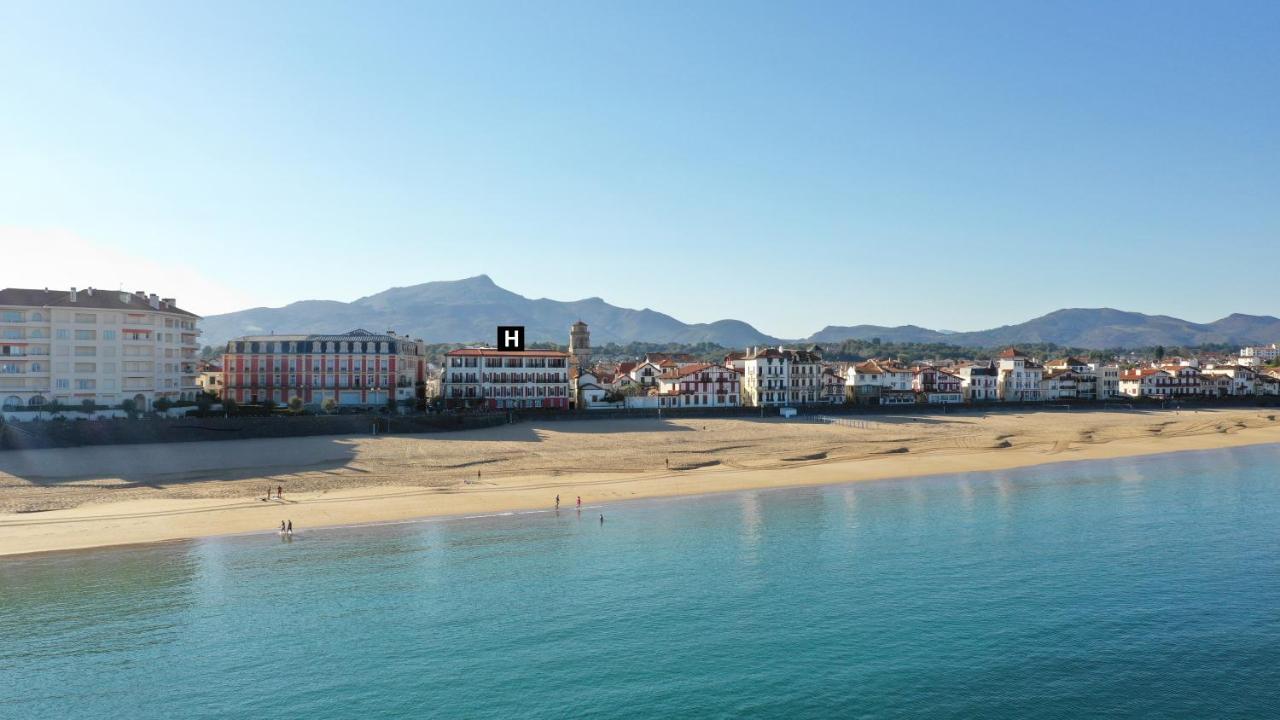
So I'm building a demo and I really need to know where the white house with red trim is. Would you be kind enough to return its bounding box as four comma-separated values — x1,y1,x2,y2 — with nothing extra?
656,363,741,407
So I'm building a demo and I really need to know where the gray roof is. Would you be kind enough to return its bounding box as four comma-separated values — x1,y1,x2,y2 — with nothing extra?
0,287,200,318
232,329,414,343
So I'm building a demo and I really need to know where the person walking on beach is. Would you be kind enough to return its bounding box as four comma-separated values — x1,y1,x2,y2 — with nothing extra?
287,520,293,535
280,520,286,533
576,496,581,509
555,495,560,510
600,514,604,525
277,485,283,501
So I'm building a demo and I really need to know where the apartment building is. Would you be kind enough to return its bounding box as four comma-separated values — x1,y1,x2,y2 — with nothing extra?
0,287,200,411
996,348,1043,402
740,347,824,407
1239,344,1279,367
223,329,425,406
443,347,570,409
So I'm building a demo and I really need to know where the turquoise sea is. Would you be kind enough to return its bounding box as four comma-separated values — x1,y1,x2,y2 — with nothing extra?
3,444,1280,719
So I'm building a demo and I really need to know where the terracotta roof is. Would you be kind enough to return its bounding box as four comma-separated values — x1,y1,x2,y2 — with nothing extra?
0,287,200,318
999,348,1027,359
658,362,730,380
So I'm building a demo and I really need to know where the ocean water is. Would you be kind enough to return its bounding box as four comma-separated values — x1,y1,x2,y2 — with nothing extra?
3,445,1280,719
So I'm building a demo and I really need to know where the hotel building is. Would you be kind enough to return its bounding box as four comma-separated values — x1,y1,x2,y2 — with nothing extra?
442,347,570,410
222,329,426,406
0,287,201,411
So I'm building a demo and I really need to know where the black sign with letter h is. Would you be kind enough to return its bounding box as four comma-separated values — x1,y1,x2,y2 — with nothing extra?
497,326,525,351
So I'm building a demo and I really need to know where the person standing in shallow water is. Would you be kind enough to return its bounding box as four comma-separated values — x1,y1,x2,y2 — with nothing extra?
555,495,560,510
287,520,292,534
277,485,283,501
600,514,604,525
576,496,581,509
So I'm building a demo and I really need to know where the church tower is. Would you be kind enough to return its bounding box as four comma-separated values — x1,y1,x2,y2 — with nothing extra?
569,320,591,368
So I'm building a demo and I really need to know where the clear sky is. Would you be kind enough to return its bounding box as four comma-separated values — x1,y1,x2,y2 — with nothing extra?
2,1,1277,337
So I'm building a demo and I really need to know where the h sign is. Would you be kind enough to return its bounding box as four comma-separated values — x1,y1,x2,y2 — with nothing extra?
497,326,525,351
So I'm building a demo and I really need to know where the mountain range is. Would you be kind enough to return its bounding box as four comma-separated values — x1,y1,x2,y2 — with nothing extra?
200,275,1280,351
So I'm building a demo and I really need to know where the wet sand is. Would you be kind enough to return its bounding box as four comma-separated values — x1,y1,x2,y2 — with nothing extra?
3,408,1279,556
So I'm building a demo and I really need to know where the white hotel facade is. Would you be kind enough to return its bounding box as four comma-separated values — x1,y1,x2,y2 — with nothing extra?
0,287,201,411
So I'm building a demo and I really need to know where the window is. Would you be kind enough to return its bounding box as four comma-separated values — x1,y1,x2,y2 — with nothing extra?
74,313,96,324
74,329,96,340
55,329,69,340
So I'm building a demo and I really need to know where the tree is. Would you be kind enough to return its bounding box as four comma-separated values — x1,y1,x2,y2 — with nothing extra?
385,396,398,414
221,397,238,415
322,398,338,414
288,397,304,414
1155,345,1166,362
80,399,96,413
154,397,173,413
196,395,213,413
262,399,278,414
121,399,139,420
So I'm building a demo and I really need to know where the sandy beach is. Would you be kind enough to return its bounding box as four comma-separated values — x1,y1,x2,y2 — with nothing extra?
2,407,1279,556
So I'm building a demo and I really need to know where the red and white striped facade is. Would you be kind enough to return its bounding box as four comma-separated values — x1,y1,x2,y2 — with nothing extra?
222,329,425,406
443,348,570,410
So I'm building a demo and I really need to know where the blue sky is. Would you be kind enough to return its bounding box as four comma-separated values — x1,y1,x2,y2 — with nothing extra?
1,1,1277,337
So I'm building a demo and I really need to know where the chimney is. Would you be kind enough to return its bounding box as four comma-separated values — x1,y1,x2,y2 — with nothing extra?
121,292,131,303
161,298,174,308
86,286,94,296
148,293,159,309
69,287,77,302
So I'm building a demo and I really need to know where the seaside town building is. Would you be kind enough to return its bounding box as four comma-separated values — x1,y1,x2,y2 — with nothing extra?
955,363,999,402
0,287,201,411
1119,368,1172,398
740,347,824,407
1199,365,1257,396
196,362,224,399
442,347,570,409
821,366,846,404
785,349,823,405
846,359,915,405
222,329,426,407
996,348,1043,402
912,365,963,404
570,367,610,409
656,363,742,407
1239,343,1279,367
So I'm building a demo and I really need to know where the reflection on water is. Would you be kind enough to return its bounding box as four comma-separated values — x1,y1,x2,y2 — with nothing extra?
2,444,1280,720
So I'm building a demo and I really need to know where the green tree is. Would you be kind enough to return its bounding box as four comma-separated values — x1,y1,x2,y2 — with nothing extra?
120,399,139,419
80,399,96,413
322,398,338,414
1154,345,1166,362
262,399,278,414
154,397,173,413
288,397,304,413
